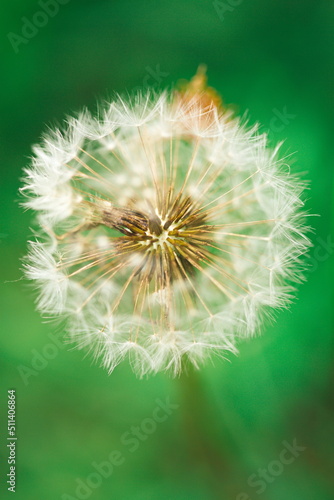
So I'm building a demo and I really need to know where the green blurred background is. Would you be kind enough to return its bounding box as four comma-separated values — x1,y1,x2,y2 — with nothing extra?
1,1,333,499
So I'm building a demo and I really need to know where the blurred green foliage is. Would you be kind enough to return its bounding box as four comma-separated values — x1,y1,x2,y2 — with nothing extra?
0,0,333,499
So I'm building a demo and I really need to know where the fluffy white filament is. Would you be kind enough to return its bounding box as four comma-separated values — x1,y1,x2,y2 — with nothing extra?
21,90,310,376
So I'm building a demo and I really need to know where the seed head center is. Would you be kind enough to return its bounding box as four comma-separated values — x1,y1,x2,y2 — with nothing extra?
145,216,177,250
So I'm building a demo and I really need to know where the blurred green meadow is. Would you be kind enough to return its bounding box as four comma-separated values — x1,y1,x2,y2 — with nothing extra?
0,0,333,499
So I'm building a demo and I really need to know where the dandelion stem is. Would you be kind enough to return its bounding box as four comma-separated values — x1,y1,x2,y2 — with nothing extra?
176,365,240,498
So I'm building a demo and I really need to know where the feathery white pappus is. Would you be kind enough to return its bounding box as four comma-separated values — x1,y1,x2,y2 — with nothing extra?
21,82,311,376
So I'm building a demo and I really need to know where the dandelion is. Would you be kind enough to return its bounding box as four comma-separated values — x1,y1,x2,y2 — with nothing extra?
21,69,310,376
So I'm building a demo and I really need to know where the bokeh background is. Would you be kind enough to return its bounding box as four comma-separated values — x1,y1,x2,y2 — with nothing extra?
1,1,333,499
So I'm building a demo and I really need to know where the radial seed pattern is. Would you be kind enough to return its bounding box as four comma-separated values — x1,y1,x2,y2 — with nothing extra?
22,90,310,375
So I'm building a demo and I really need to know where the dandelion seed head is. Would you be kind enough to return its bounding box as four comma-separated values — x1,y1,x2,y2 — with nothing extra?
22,70,310,376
